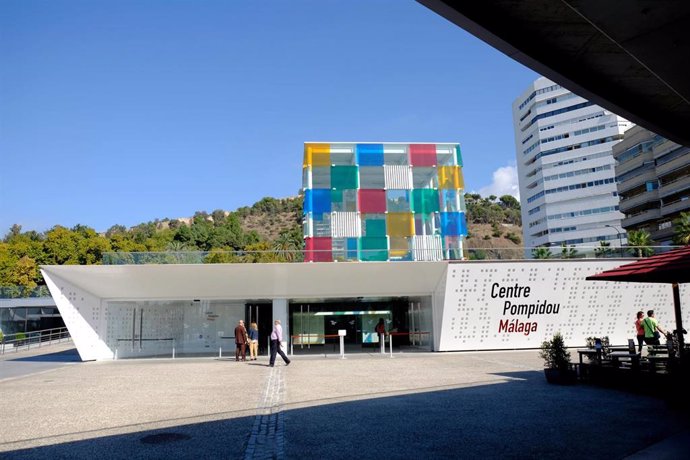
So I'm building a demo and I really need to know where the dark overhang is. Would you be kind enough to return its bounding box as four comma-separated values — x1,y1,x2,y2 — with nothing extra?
418,1,690,147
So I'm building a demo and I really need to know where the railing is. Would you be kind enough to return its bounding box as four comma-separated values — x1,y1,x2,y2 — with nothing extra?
0,327,71,355
99,245,688,265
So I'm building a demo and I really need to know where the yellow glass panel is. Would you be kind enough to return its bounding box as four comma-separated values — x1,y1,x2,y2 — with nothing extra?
304,143,331,167
439,166,462,189
389,237,409,257
386,213,414,237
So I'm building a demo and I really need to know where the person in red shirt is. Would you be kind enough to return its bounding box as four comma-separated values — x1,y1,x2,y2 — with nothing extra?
375,318,386,341
634,311,645,353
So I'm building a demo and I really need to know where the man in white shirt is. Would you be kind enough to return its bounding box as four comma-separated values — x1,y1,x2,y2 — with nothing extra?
269,319,291,367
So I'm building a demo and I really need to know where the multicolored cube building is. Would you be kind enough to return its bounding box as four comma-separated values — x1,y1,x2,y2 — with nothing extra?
302,142,468,262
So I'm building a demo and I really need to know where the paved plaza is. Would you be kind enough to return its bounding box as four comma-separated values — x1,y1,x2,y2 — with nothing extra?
1,344,689,459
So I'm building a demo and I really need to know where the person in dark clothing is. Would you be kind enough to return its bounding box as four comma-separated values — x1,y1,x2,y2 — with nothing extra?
235,320,248,362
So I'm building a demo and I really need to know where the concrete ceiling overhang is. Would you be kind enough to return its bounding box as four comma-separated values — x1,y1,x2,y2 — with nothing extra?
40,262,448,301
418,1,690,147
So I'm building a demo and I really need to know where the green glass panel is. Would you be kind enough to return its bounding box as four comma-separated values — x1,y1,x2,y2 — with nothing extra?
359,237,388,261
331,189,343,203
411,189,439,214
364,219,387,237
331,165,359,190
456,145,463,167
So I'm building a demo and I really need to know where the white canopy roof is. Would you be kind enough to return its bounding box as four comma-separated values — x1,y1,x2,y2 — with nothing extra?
41,262,448,301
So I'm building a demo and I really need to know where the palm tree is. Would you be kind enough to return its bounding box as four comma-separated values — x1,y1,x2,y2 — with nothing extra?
626,230,654,257
273,228,304,262
672,212,690,246
531,247,552,259
166,241,190,252
594,241,614,258
560,243,578,259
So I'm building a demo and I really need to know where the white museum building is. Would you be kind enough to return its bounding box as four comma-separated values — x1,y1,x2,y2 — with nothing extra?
41,259,690,361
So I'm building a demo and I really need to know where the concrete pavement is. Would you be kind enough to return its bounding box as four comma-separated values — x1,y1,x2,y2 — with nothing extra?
1,348,688,459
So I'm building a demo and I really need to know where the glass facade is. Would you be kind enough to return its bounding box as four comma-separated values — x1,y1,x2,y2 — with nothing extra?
0,306,63,335
303,142,467,262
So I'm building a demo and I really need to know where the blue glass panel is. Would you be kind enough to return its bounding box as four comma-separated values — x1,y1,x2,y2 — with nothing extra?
440,212,468,236
347,238,358,259
356,144,384,166
305,189,332,215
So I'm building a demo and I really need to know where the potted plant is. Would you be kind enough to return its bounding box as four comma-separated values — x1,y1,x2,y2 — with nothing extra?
539,332,577,384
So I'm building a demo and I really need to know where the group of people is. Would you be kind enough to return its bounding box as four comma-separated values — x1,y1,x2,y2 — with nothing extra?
634,309,667,351
233,320,259,361
233,319,291,367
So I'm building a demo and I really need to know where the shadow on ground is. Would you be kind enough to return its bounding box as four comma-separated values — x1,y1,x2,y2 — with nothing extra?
8,347,81,363
2,370,689,459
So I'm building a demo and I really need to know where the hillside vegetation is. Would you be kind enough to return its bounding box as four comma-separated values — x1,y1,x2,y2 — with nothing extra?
0,193,523,291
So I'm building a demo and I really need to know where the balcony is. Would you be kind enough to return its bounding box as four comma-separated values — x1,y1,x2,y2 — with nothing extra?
652,138,682,160
660,197,690,216
622,209,661,228
655,152,690,177
617,169,657,195
615,153,651,177
658,175,690,199
651,225,675,244
618,190,659,213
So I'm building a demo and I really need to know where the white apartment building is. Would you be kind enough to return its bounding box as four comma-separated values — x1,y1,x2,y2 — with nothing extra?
512,77,632,256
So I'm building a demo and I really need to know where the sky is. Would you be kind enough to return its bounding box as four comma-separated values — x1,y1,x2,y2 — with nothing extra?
0,0,538,234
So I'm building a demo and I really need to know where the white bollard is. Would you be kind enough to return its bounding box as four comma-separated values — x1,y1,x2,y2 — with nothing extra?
219,347,222,359
389,335,393,358
339,335,345,359
380,334,385,354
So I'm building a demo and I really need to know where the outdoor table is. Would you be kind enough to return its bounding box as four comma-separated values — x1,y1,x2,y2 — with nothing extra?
577,349,603,365
609,346,632,353
609,351,641,370
646,354,671,373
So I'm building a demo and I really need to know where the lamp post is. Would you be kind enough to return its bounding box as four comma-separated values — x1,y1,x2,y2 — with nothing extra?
605,224,624,257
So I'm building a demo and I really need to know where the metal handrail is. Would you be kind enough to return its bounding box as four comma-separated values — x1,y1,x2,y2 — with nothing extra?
0,326,71,355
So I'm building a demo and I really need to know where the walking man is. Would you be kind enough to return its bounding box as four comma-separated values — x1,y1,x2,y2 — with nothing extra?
642,310,666,346
235,320,248,362
269,319,291,367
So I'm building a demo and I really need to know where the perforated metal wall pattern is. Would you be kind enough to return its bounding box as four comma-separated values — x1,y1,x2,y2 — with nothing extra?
438,260,690,351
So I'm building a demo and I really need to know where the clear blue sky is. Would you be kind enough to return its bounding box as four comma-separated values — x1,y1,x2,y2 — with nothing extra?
0,0,538,234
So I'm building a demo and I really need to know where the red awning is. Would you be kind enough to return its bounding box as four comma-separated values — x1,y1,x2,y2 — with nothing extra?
585,246,690,284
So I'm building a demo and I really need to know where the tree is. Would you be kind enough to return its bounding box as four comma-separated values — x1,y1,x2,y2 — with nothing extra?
627,230,654,257
166,241,190,252
78,237,112,265
105,225,127,238
273,228,304,262
43,226,80,265
211,209,227,226
594,241,614,258
204,250,240,264
531,247,552,259
560,243,578,259
242,241,282,263
8,256,38,289
499,195,520,210
672,212,690,246
3,224,23,242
